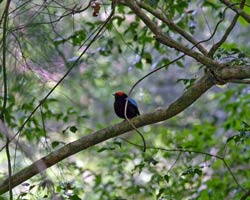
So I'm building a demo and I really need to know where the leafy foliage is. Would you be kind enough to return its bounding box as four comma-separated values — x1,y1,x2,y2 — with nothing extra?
0,0,250,199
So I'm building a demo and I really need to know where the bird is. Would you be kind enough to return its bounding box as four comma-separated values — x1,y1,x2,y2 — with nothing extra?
113,91,140,119
113,91,146,152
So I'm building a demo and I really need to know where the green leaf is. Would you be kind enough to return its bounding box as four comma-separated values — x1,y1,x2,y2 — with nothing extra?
242,121,250,129
148,157,158,165
97,147,115,152
70,195,81,200
177,78,196,89
182,166,202,177
176,61,184,68
156,188,165,199
52,141,65,148
113,16,125,26
164,174,170,183
175,1,188,14
135,59,143,69
70,126,78,133
194,168,202,176
239,16,248,26
71,30,86,46
202,1,221,9
133,162,145,174
18,192,27,197
143,52,152,64
113,140,122,148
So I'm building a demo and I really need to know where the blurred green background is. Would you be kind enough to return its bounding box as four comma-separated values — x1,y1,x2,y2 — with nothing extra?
1,0,250,199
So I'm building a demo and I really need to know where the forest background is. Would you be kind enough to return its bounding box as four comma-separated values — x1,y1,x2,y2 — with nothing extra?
1,0,250,199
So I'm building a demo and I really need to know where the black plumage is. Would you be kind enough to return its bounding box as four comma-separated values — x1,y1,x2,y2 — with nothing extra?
113,91,140,119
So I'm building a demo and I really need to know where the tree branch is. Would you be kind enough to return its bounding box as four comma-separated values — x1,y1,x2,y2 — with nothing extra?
208,14,238,56
220,0,250,23
120,0,223,70
0,3,116,151
1,0,250,196
227,79,250,84
217,66,250,80
0,73,216,194
122,138,244,190
1,0,13,199
241,189,250,200
136,1,208,55
208,0,246,57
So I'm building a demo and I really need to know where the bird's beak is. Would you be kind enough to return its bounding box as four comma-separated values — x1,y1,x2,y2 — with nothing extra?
112,93,115,96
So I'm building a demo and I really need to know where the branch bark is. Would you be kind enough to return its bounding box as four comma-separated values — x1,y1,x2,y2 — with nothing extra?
217,66,250,80
120,0,223,70
136,1,208,55
1,0,250,196
208,0,246,57
0,73,216,194
220,0,250,23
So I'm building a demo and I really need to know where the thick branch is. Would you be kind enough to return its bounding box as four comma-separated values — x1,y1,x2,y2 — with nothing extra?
218,66,250,80
208,14,239,56
220,0,250,23
137,1,208,55
0,73,215,194
208,0,246,57
121,0,222,70
155,34,222,69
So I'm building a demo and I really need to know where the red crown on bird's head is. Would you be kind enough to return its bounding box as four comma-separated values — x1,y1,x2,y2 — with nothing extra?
116,91,125,96
113,91,128,97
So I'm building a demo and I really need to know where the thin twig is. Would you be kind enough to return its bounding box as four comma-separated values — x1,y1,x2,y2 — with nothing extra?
0,0,13,199
121,1,250,153
120,0,218,69
9,1,94,32
220,0,250,23
241,189,250,200
40,106,50,151
168,151,182,172
200,5,215,45
208,0,246,57
123,15,222,153
0,0,11,26
124,112,146,152
222,159,245,191
0,1,117,151
193,3,238,48
124,54,187,153
121,138,245,191
0,72,215,194
137,1,208,55
0,3,10,118
5,139,12,200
